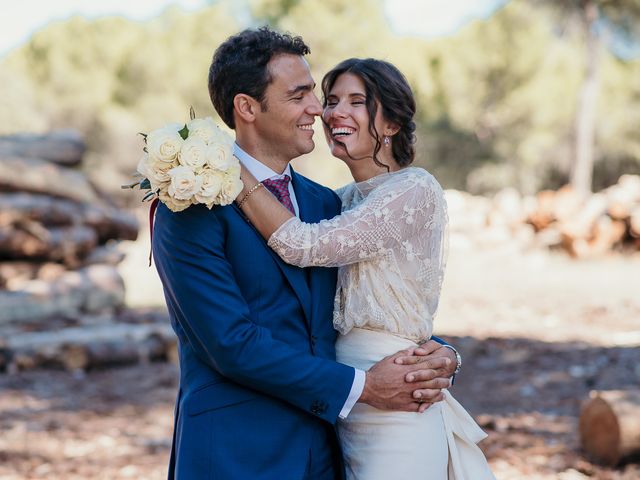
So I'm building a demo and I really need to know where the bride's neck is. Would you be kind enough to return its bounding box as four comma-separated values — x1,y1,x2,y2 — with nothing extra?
348,157,402,183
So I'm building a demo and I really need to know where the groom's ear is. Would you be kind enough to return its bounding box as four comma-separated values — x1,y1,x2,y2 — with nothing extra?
233,94,258,124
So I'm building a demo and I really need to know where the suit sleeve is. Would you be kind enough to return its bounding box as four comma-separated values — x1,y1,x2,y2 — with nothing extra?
152,205,354,424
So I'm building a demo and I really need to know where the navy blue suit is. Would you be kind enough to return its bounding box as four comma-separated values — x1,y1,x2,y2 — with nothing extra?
153,168,355,479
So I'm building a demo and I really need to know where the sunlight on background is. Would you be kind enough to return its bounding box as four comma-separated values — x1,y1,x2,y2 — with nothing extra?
0,0,506,56
0,0,209,56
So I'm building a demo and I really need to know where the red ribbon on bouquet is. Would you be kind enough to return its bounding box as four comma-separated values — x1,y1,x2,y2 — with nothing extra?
148,197,159,267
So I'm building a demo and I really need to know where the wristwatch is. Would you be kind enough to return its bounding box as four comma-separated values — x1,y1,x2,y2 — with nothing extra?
441,345,462,376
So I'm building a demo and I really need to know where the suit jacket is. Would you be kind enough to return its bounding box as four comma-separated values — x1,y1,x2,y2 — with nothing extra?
153,167,355,479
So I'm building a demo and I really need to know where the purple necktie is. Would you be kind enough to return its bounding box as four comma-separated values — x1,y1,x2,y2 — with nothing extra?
262,175,295,215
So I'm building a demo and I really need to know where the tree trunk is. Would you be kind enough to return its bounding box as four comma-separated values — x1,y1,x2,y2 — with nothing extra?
580,390,640,466
0,130,85,167
571,1,601,196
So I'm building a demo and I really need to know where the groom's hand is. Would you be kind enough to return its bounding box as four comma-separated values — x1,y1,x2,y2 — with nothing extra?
358,350,451,412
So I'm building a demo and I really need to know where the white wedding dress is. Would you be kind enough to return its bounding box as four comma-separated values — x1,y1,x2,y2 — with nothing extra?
269,167,495,480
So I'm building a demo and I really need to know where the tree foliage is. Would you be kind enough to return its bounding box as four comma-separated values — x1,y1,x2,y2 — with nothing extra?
0,0,638,196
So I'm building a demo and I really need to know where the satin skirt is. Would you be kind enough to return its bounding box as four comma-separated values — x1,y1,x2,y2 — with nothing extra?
336,328,496,480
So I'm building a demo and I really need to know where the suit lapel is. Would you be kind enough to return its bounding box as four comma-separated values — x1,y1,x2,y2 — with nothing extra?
231,178,313,326
291,168,322,226
290,168,329,331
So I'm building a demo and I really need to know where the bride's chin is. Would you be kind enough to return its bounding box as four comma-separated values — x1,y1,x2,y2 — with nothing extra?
329,144,348,161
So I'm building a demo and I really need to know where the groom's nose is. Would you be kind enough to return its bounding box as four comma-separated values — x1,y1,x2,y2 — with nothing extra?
306,93,322,116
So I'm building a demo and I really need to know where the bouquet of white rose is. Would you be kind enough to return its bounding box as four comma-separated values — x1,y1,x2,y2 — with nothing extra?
124,112,243,212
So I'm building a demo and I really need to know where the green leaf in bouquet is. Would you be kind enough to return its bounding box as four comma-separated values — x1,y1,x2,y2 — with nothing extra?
140,178,152,190
138,132,148,142
189,106,196,121
178,124,189,140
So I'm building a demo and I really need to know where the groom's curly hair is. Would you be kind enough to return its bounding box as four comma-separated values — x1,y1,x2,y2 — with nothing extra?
208,27,310,129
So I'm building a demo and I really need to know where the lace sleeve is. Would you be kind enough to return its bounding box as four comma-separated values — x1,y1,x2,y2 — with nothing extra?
267,171,447,268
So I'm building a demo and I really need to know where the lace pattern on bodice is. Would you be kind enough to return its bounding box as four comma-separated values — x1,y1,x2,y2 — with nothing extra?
268,167,448,340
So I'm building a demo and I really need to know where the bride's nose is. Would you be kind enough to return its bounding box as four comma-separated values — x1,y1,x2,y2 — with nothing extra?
330,103,348,119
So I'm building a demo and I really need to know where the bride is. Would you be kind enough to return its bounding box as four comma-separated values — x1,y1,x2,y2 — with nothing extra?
236,58,495,480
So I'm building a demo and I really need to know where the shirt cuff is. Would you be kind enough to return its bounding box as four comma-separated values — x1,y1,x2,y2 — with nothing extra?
338,368,366,419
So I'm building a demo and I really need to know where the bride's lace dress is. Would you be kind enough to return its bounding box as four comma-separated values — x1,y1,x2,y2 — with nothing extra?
269,167,495,480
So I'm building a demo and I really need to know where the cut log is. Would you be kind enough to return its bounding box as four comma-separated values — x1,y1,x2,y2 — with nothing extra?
82,204,139,242
0,156,99,204
0,193,139,242
560,194,607,240
0,192,82,227
0,223,98,264
0,130,85,167
82,243,126,266
564,217,626,258
553,185,584,223
527,190,556,231
579,390,640,466
0,261,39,288
4,322,175,372
0,264,125,325
1,262,68,291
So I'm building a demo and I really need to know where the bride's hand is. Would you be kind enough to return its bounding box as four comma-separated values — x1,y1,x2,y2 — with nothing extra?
395,340,457,412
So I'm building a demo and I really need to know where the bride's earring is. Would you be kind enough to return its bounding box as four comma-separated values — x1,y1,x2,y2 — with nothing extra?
383,136,390,147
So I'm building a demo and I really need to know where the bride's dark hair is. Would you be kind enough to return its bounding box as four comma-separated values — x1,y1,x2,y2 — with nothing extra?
321,58,417,170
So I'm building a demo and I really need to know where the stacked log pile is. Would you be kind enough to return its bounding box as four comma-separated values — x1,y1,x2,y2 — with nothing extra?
0,131,175,373
446,174,640,258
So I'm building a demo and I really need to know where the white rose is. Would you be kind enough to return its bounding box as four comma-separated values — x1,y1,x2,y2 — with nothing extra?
179,137,209,170
217,165,244,206
187,117,220,144
194,168,224,207
206,141,237,171
137,153,176,191
168,165,203,200
159,189,193,212
146,124,184,163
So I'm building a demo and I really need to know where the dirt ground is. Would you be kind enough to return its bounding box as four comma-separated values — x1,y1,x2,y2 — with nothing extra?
1,243,639,479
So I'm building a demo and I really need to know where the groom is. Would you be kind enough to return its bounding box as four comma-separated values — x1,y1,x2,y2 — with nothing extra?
153,27,459,480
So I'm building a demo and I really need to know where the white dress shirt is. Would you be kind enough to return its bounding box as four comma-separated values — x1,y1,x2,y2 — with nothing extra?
233,143,365,419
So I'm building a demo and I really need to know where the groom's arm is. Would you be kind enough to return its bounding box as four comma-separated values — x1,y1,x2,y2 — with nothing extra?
154,207,353,423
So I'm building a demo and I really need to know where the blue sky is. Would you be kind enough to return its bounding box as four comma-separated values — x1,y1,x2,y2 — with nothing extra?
0,0,509,57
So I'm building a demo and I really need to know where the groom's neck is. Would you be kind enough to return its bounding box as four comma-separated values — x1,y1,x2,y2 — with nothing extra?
235,137,291,175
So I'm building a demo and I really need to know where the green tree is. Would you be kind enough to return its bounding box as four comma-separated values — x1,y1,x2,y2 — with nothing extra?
533,0,640,194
